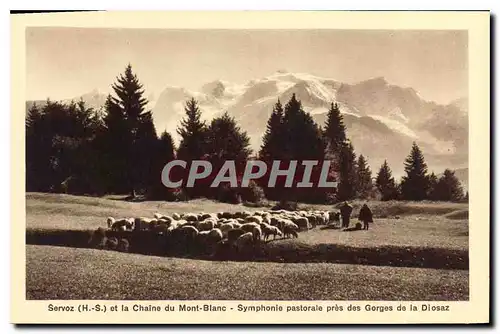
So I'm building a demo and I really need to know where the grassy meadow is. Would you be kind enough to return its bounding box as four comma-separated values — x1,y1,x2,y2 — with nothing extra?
25,192,469,300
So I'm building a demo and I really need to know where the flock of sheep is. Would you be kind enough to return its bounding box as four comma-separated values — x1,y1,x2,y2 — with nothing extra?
93,209,341,256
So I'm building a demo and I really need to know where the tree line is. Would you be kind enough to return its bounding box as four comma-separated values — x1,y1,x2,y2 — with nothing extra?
26,64,466,203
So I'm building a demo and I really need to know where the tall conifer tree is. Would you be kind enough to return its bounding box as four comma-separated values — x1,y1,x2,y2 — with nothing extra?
356,154,373,199
375,160,398,201
177,98,208,162
400,142,429,201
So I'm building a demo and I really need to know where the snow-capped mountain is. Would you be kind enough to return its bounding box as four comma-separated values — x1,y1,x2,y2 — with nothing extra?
26,70,468,179
152,71,468,177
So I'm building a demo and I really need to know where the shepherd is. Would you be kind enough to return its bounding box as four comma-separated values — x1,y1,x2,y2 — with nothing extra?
339,201,353,228
358,203,373,230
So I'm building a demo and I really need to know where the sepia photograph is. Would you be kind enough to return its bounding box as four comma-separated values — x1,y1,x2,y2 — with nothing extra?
10,10,490,324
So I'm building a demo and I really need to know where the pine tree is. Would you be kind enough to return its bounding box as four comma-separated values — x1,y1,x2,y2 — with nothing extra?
205,112,252,202
277,94,328,203
177,98,208,162
427,172,439,200
434,169,464,202
282,93,325,160
106,64,158,197
323,102,347,156
400,142,429,201
356,154,373,199
26,99,104,194
206,112,252,165
259,99,284,161
375,160,399,201
147,130,177,200
26,102,51,191
336,141,357,201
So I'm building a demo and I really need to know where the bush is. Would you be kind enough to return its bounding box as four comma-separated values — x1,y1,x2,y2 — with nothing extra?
240,181,266,204
214,184,242,204
271,200,299,211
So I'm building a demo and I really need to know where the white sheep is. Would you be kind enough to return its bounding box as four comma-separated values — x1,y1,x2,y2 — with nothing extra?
106,217,115,228
219,223,235,238
180,225,199,240
234,232,255,252
252,225,262,242
183,213,199,222
111,218,134,231
283,221,299,238
245,216,263,224
155,214,174,224
294,217,311,231
208,228,224,244
241,222,260,233
261,224,283,241
172,213,181,220
197,218,216,232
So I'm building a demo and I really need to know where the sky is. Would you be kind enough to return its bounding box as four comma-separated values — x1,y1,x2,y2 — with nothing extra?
26,28,468,104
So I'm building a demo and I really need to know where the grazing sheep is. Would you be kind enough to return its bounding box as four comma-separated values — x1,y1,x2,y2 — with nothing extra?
270,217,286,232
283,221,299,239
322,211,330,224
154,212,165,220
180,225,199,238
200,213,217,221
157,215,174,224
245,216,263,224
197,230,211,245
197,218,216,232
152,221,170,233
227,228,246,243
172,213,181,220
218,212,233,219
241,222,260,233
262,215,271,225
330,211,340,223
183,213,199,222
111,218,133,231
176,219,189,227
208,228,224,244
219,223,235,238
307,215,317,227
106,217,115,228
133,217,156,231
234,232,255,252
252,225,262,242
262,224,283,241
294,217,311,231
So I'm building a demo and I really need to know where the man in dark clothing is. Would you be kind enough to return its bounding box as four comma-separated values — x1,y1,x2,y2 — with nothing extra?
358,204,374,230
339,201,353,228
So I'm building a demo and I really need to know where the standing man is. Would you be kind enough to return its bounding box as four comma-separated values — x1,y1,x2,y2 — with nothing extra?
339,201,353,228
358,203,374,230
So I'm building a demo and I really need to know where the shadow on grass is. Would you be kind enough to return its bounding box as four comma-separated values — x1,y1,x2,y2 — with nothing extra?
26,228,469,271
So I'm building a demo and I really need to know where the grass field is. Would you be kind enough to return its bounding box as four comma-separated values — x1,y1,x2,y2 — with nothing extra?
25,192,469,300
26,245,468,300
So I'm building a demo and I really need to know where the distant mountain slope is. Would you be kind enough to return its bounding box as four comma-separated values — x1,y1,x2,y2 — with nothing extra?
26,71,468,176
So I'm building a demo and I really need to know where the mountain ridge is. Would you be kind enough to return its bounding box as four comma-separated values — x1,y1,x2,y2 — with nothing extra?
25,71,468,181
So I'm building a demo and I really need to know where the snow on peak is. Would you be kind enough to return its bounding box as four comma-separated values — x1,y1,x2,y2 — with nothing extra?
388,107,409,124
